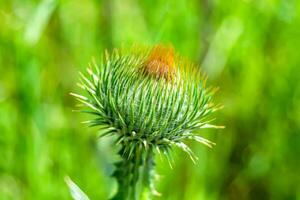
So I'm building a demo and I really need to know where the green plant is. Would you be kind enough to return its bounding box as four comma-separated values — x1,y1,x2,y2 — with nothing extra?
70,45,222,200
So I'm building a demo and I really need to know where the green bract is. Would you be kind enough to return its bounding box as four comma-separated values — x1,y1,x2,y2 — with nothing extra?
72,46,222,200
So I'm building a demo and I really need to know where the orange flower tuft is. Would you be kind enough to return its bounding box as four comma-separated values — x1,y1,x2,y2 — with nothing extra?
143,45,176,80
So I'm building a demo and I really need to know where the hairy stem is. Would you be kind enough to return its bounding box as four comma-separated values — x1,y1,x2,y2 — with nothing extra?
111,143,156,200
141,150,157,200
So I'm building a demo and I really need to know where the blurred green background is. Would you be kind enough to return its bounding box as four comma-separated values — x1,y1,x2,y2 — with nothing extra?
0,0,300,199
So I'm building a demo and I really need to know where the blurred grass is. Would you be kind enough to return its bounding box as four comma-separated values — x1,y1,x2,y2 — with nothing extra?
0,0,300,199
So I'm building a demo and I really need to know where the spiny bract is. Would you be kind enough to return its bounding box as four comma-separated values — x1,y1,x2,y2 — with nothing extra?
71,46,222,163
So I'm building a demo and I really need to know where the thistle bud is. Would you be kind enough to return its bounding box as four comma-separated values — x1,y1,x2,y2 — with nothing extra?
71,46,222,200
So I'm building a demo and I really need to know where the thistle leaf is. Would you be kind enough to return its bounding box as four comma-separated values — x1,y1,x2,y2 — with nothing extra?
65,176,90,200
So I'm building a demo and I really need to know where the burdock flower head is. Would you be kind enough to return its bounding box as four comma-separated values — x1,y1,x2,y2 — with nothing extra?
71,45,222,200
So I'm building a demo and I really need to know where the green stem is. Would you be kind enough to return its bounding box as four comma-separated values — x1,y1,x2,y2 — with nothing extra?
141,150,156,200
111,144,156,200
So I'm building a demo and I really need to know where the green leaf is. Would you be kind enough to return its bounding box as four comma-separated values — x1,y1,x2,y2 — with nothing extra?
65,176,90,200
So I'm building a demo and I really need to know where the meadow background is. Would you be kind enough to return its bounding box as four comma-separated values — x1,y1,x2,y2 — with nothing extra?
0,0,300,199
